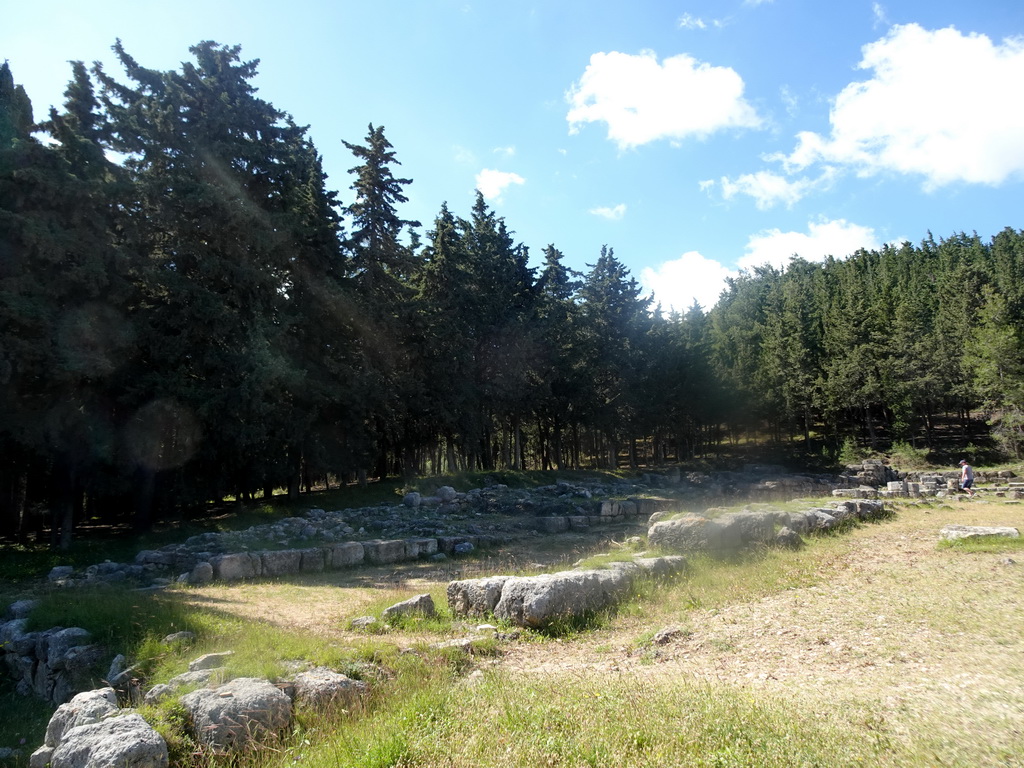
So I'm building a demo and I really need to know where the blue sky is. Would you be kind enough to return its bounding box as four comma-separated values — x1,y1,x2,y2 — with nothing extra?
6,0,1024,312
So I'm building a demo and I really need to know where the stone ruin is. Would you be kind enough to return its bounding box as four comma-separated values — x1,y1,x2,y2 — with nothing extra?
28,652,370,768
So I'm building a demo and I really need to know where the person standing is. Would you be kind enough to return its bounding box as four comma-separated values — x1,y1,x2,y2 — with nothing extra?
959,459,976,497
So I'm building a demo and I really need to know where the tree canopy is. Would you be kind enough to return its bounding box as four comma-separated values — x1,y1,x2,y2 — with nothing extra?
2,45,1023,546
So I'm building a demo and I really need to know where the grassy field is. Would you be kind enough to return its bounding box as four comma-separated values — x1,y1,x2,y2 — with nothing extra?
2,493,1023,767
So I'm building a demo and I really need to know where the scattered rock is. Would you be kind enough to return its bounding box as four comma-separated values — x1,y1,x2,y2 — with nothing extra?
290,667,368,710
940,525,1020,541
382,593,436,619
188,651,233,672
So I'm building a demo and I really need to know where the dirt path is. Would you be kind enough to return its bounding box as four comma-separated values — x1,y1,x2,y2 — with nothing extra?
183,500,1024,751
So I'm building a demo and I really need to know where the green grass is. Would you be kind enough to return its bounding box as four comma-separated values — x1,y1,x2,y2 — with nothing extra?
937,534,1024,554
262,670,890,768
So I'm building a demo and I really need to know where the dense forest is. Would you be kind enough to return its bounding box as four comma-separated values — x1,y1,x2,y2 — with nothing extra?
2,42,1023,545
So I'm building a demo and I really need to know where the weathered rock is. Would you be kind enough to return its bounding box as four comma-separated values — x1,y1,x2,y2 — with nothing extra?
349,616,379,631
299,548,326,572
436,486,458,502
187,562,214,584
143,668,221,705
163,631,196,645
492,568,635,628
180,677,292,752
774,526,804,549
8,600,39,619
813,509,840,530
404,538,438,558
717,511,775,545
632,556,688,578
260,550,302,577
290,667,368,710
651,627,687,645
210,553,261,582
48,566,75,582
327,541,364,568
188,651,233,672
647,514,742,553
382,594,436,619
446,576,510,617
47,713,168,768
362,539,407,565
940,525,1020,541
44,688,119,748
44,628,93,670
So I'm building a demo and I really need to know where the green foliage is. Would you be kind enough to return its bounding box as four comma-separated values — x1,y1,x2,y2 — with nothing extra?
838,437,866,465
888,440,931,469
5,38,1024,549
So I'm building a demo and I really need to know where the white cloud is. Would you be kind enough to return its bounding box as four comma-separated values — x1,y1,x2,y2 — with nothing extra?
494,145,516,158
872,3,889,27
717,168,836,209
453,145,477,165
589,203,627,221
475,169,525,201
738,218,881,271
775,24,1024,188
641,251,735,313
678,14,707,30
566,50,762,149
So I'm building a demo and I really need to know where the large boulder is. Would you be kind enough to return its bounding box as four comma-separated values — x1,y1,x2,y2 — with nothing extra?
42,713,167,768
44,688,119,748
33,697,167,768
492,568,636,628
180,677,292,752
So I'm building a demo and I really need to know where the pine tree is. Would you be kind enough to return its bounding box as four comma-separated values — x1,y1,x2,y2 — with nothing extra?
342,124,420,478
0,61,134,545
577,246,650,468
95,40,311,517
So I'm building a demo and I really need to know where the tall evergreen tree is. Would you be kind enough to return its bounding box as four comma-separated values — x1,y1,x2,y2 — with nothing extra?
342,124,420,478
577,246,650,468
95,40,310,519
0,61,134,545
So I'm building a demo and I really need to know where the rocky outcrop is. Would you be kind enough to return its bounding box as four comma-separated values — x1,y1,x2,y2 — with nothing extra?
0,620,106,706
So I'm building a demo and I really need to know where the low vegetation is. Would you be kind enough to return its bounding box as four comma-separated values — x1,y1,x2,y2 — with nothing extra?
2,489,1022,766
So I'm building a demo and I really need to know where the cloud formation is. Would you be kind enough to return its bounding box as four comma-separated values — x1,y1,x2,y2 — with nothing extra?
738,218,882,271
566,50,762,149
641,251,735,313
589,203,627,220
775,24,1024,188
717,169,835,209
475,168,525,201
